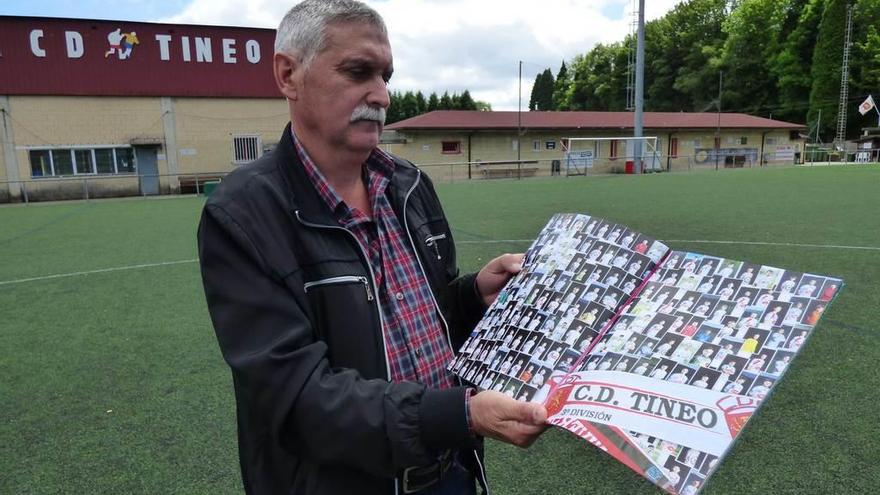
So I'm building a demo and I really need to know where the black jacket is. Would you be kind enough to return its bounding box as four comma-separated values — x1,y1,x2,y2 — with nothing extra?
198,124,488,494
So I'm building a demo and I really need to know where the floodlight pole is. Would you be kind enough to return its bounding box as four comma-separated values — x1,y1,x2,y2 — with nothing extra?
633,0,645,174
715,71,723,171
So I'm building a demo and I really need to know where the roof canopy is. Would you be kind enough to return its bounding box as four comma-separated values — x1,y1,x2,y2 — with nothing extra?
386,111,804,131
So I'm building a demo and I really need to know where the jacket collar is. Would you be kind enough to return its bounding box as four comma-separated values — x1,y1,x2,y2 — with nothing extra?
274,123,420,226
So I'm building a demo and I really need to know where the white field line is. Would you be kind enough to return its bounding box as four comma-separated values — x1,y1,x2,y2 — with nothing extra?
0,259,198,286
2,238,878,287
663,239,880,251
458,239,534,243
459,238,880,251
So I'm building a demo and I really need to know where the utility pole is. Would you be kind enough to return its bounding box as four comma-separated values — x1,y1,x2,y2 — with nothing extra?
835,3,854,149
633,0,645,174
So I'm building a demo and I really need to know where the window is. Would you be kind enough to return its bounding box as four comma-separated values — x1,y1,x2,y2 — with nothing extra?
52,149,74,176
30,150,52,177
74,149,95,174
441,141,461,154
714,137,721,149
545,141,556,150
766,137,777,145
95,148,115,174
532,140,541,151
233,135,261,163
610,140,619,159
29,146,136,178
693,138,702,148
670,138,678,158
115,148,136,173
740,136,748,145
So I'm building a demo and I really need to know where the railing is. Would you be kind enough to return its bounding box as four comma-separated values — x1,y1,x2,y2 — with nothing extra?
803,146,880,165
2,151,876,204
0,171,230,205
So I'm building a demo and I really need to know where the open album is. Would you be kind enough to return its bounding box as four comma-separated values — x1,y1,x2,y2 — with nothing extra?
449,213,843,495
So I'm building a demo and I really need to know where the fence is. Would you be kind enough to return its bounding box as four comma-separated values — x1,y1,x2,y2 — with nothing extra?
2,151,876,204
411,150,808,183
803,146,880,165
0,171,227,204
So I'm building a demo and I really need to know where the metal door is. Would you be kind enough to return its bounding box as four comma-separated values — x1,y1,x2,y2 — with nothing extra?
135,147,159,195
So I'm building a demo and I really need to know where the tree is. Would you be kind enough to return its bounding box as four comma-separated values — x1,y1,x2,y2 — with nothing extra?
427,92,439,111
567,43,627,110
529,71,542,110
529,69,555,110
415,91,427,114
474,100,493,111
439,91,453,109
770,0,824,124
646,0,728,111
387,90,402,124
386,88,482,123
398,91,420,120
541,0,879,139
553,61,571,110
719,0,786,115
808,0,847,141
459,90,476,110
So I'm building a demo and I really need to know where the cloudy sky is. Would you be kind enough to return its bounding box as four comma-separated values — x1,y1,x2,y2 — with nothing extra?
4,0,682,109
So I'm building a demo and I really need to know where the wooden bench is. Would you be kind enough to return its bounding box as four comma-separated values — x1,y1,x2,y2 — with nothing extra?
481,167,540,179
177,174,225,194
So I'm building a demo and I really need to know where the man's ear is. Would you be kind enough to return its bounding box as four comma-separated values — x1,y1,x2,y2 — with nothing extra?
274,52,301,100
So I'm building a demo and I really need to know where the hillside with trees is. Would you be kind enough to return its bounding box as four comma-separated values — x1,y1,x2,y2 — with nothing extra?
386,90,491,124
530,0,880,141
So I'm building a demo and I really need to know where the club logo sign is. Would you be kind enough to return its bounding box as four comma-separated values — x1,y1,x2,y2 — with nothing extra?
104,28,139,60
716,395,757,438
543,373,577,417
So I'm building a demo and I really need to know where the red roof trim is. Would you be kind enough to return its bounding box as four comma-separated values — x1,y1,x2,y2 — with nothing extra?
385,111,804,131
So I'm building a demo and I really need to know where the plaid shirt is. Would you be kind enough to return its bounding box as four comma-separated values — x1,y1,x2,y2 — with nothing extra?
293,131,454,390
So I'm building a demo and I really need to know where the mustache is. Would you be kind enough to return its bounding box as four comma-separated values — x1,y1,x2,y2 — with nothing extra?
350,105,386,125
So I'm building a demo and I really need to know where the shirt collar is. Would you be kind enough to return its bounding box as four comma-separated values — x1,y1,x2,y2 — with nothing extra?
290,127,396,214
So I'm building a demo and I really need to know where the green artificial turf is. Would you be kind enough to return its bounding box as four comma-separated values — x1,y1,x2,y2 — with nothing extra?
1,165,878,494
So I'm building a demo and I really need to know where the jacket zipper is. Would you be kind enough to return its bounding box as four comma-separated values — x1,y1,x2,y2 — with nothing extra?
402,170,454,351
304,275,374,301
424,233,447,260
293,211,390,381
401,172,492,494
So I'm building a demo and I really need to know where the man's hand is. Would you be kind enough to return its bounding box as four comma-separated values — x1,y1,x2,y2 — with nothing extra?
475,253,524,306
469,390,548,448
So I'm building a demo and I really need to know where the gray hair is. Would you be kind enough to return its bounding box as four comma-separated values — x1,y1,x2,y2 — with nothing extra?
275,0,387,68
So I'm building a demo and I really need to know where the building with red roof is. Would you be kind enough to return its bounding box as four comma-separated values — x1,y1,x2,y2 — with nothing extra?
384,111,806,179
0,15,285,202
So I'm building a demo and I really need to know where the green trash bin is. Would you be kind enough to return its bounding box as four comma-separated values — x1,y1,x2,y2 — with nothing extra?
203,181,221,197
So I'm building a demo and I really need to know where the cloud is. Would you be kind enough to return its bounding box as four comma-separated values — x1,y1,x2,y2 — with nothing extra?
163,0,682,110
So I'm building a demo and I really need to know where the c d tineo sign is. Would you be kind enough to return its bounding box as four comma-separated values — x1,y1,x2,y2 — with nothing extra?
0,16,280,98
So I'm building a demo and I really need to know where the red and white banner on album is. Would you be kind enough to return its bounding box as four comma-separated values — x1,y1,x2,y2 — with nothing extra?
546,371,757,456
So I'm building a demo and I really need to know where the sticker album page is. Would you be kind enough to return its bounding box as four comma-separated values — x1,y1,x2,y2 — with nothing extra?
449,213,843,495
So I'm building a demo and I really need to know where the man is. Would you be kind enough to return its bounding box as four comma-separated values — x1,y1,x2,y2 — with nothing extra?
197,2,546,494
